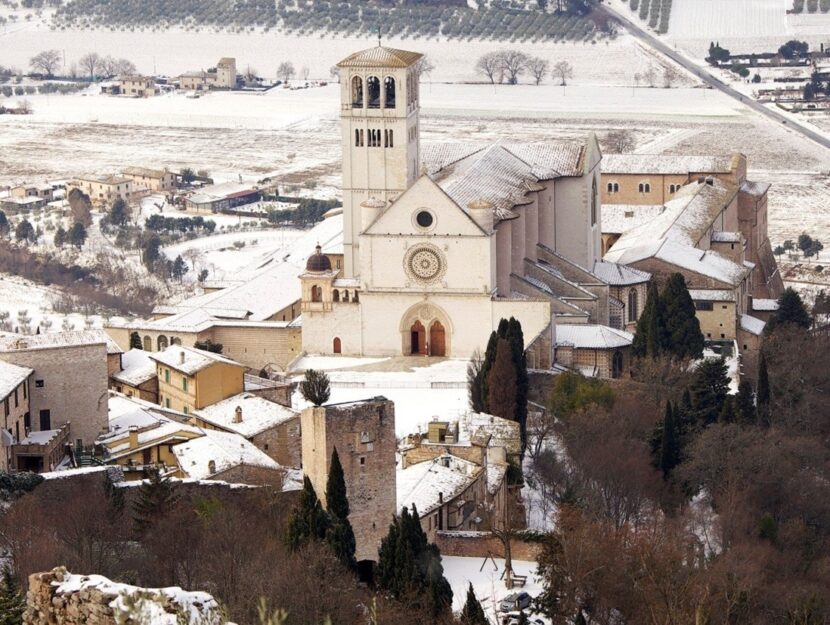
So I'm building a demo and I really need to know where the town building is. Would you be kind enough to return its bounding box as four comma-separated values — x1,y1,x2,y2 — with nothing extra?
69,175,134,207
184,181,260,212
190,392,301,467
149,345,246,414
178,57,237,91
109,348,158,403
0,360,33,471
10,183,54,202
301,397,397,564
118,75,156,97
554,324,634,379
172,428,283,485
122,166,176,192
0,196,48,213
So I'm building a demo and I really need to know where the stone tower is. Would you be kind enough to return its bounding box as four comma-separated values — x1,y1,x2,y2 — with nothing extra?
336,46,423,278
300,397,397,563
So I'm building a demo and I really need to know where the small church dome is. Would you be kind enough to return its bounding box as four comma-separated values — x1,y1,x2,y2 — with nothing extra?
306,244,332,272
360,197,387,209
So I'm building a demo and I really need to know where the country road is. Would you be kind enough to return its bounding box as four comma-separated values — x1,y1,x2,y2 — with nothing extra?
600,2,830,152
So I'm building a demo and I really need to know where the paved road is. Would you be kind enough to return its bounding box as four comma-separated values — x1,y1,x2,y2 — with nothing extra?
600,3,830,151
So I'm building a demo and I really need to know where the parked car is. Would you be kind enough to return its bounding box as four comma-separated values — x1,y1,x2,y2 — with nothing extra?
499,591,532,613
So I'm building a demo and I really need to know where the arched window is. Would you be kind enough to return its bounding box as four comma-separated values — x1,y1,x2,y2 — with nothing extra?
171,337,181,346
591,178,597,226
367,76,380,108
333,289,340,302
384,129,394,148
343,290,350,302
157,335,168,351
384,76,396,108
333,337,342,354
353,291,359,303
351,76,363,108
628,288,638,323
143,336,151,351
311,285,322,303
638,182,651,193
607,181,619,193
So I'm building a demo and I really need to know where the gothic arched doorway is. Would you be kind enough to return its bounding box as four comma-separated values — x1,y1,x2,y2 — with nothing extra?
410,321,426,355
429,321,446,357
612,350,624,379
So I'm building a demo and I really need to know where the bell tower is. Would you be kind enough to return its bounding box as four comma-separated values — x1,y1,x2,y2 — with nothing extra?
337,46,423,278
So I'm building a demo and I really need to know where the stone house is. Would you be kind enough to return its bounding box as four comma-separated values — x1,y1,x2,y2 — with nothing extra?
150,345,245,414
0,360,33,471
122,166,176,192
109,348,158,403
190,392,301,467
10,183,54,201
69,175,134,207
178,57,237,91
118,75,156,97
554,324,633,379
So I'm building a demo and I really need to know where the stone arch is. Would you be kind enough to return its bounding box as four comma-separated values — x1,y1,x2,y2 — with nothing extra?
311,285,322,303
343,290,350,302
333,337,342,354
157,335,169,351
351,76,363,108
333,289,340,303
367,76,380,108
399,302,453,357
384,76,396,108
143,336,152,351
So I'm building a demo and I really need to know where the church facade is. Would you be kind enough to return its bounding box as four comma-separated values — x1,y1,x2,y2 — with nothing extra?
300,45,606,365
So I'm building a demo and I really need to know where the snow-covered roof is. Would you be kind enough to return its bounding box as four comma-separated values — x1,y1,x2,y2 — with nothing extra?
601,204,665,235
194,392,298,438
740,314,766,336
123,166,169,179
19,429,61,445
112,348,156,387
555,324,633,349
752,298,779,312
591,260,651,286
0,360,32,399
101,403,202,457
397,455,482,516
149,345,243,376
186,181,257,206
0,330,120,354
337,46,423,68
602,154,736,175
711,231,742,243
486,463,508,496
689,289,735,302
740,180,770,197
172,429,281,480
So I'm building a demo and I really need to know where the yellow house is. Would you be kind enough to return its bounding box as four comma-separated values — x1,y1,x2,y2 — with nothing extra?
149,345,245,414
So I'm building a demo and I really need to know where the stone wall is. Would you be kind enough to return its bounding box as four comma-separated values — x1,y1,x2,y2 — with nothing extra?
24,567,225,625
434,531,542,561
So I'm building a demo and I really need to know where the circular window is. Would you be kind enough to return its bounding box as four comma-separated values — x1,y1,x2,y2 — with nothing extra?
415,210,434,228
404,244,446,284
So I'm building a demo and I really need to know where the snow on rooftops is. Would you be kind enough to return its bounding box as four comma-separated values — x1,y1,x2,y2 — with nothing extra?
112,348,156,387
194,392,298,438
752,298,779,312
487,463,508,496
122,166,169,179
397,455,481,516
601,204,665,235
172,429,281,480
186,181,258,206
149,344,243,375
0,330,120,353
711,231,742,243
0,360,32,399
740,314,766,336
689,289,736,302
556,324,634,349
591,260,651,286
740,180,770,197
337,46,423,68
50,569,221,625
602,154,736,175
19,429,61,445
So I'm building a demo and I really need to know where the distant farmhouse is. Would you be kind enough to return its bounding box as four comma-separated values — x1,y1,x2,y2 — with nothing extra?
179,57,237,91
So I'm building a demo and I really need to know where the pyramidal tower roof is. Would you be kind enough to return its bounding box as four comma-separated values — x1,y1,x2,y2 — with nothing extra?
336,46,423,69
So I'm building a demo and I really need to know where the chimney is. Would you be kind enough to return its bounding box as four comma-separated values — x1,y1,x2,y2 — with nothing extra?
128,426,138,449
234,405,243,423
179,349,186,365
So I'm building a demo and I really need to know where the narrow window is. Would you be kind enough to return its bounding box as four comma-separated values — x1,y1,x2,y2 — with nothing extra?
627,288,638,322
182,377,188,392
351,76,363,108
355,128,360,147
367,76,380,108
384,76,395,108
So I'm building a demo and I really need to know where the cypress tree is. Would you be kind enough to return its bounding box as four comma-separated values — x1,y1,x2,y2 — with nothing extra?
129,331,142,350
736,380,756,425
766,287,811,332
325,447,356,569
719,395,737,423
757,353,770,426
506,317,529,451
487,338,518,422
467,352,485,414
131,468,178,535
0,566,24,625
632,281,664,358
286,476,330,550
688,358,730,426
659,401,680,477
461,583,488,625
479,330,500,412
661,273,704,359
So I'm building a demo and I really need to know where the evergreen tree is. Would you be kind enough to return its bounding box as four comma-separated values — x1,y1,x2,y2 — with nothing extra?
506,317,529,451
487,338,517,422
736,380,756,425
467,351,485,414
661,273,704,359
659,402,680,477
632,281,664,358
301,369,330,406
110,197,129,226
757,352,770,426
461,583,488,625
0,565,24,625
129,331,142,350
325,448,356,569
14,220,35,244
53,225,66,248
131,468,178,535
68,221,87,249
376,505,453,617
171,255,188,282
286,476,330,550
479,328,501,412
142,235,162,271
688,358,730,426
766,287,811,332
102,471,125,522
719,395,737,423
0,211,8,236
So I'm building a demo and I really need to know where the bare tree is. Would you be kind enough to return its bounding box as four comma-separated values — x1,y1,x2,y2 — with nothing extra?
115,58,136,76
78,52,101,81
500,50,529,84
552,60,573,86
277,61,295,84
329,65,339,82
662,64,681,88
99,55,118,79
301,65,310,81
29,49,61,77
412,55,435,81
528,56,550,85
243,66,258,83
604,129,637,153
642,66,657,87
475,51,502,84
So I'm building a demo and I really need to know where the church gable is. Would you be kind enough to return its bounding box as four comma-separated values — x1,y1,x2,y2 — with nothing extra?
364,175,487,237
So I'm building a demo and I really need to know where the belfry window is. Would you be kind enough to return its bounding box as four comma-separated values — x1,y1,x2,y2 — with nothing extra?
367,76,380,108
384,76,396,108
351,76,363,108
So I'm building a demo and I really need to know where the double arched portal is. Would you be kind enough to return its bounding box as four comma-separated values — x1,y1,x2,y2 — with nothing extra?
400,303,450,357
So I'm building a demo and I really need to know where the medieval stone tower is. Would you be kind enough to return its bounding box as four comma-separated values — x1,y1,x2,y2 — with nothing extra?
300,397,397,563
336,46,423,278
